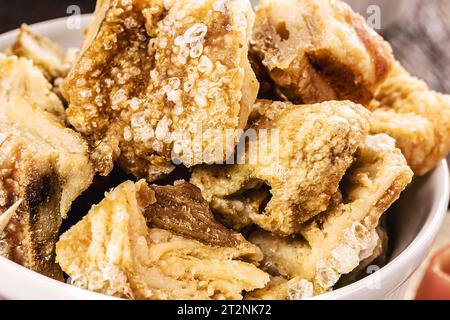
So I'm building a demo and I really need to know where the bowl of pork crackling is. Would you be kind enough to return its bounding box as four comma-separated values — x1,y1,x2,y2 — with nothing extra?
0,0,449,300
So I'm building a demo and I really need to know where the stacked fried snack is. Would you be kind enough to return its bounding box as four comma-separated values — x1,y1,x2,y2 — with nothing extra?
56,180,269,299
192,100,371,235
0,55,94,279
62,0,258,180
1,0,449,300
251,0,450,176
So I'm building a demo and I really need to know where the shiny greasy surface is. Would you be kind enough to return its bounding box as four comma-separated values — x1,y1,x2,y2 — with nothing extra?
63,0,258,180
192,100,369,235
251,0,393,105
56,180,269,299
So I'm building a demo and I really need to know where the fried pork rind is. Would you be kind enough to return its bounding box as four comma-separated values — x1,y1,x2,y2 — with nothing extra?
246,276,313,300
0,127,63,280
0,97,94,219
369,62,450,176
0,97,93,279
248,134,413,297
56,180,269,300
251,0,393,105
0,57,94,279
144,181,263,262
62,0,259,180
11,24,70,80
0,114,93,279
191,100,369,235
336,222,389,288
209,189,269,232
0,55,65,120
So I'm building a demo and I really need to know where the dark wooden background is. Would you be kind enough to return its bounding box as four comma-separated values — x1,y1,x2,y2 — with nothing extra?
1,0,449,93
0,0,95,33
383,0,450,93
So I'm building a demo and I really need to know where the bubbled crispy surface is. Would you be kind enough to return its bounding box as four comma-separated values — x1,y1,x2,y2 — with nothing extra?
248,134,413,297
369,62,450,176
251,0,393,105
62,0,258,179
191,100,369,236
0,55,65,120
56,180,269,300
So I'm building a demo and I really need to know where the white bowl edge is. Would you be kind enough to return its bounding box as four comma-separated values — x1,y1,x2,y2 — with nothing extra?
317,160,450,300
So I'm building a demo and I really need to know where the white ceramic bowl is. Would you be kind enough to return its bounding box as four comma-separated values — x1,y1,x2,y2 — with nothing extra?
0,16,449,300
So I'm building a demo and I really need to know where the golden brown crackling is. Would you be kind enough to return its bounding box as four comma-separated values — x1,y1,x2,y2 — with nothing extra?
0,129,63,280
2,96,94,218
251,0,394,105
145,181,263,262
246,276,314,300
338,2,391,84
369,62,450,175
249,134,413,296
0,97,94,279
0,55,65,120
62,0,258,180
191,100,370,235
0,57,93,279
11,24,69,81
336,221,389,287
56,180,269,300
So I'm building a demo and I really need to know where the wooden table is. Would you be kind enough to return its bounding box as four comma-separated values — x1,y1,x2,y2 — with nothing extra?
383,0,450,94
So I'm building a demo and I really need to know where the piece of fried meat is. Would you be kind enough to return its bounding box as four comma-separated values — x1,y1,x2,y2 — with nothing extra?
369,62,450,176
191,100,369,235
0,55,65,120
144,181,262,262
56,180,269,300
251,0,393,105
248,134,413,297
62,0,259,180
11,24,71,81
0,56,94,279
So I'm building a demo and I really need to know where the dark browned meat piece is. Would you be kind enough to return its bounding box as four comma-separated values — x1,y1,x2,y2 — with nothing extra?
251,0,394,105
0,55,94,279
145,182,262,262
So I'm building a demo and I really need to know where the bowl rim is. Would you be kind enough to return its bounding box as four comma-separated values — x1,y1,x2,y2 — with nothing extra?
317,160,450,299
0,16,449,300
